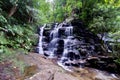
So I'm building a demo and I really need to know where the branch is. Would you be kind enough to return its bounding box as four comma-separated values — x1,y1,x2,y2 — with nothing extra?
0,27,8,32
8,5,17,17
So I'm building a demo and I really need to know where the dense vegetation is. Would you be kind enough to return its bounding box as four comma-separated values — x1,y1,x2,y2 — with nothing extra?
48,0,120,63
0,0,50,60
0,0,120,70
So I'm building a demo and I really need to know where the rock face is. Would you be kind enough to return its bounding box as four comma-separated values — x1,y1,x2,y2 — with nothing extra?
36,20,105,68
35,20,120,74
85,56,120,73
20,53,119,80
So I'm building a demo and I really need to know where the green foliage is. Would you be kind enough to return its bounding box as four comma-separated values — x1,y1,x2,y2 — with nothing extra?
49,0,82,22
1,0,120,66
114,58,120,65
0,15,7,24
85,1,120,64
0,48,15,61
89,3,120,34
32,0,51,24
12,57,27,74
0,0,39,61
48,0,120,64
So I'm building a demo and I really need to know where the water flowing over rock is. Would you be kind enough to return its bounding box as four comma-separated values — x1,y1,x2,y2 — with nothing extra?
36,24,46,54
36,20,119,74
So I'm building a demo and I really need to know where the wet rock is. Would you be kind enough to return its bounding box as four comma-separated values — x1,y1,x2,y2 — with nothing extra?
36,20,113,73
86,57,100,66
43,29,50,37
71,63,80,67
84,56,120,74
44,51,50,57
99,56,115,63
19,53,120,80
58,39,64,46
80,49,87,56
87,57,100,61
65,62,71,66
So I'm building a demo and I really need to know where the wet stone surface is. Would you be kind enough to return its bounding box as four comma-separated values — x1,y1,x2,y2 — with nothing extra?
36,21,120,74
20,53,120,80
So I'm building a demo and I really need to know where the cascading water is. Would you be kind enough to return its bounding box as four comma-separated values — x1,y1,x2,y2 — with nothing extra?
35,21,120,79
49,23,62,40
36,21,119,74
37,24,46,54
65,26,73,36
37,22,101,67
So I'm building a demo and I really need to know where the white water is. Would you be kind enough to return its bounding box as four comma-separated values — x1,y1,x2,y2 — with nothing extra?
49,23,62,40
36,22,119,79
38,24,46,54
65,26,73,36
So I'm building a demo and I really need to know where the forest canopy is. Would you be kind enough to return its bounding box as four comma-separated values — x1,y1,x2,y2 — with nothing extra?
0,0,120,62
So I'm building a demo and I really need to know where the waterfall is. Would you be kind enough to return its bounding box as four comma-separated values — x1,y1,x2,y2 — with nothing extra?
48,38,60,57
36,22,106,70
49,23,62,40
37,24,46,54
65,26,73,36
35,21,120,79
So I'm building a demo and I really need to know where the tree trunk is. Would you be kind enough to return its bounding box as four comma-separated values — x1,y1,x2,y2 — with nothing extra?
8,5,17,17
